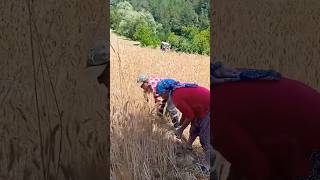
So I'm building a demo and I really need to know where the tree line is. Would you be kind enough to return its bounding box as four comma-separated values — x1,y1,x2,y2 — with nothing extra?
110,0,210,55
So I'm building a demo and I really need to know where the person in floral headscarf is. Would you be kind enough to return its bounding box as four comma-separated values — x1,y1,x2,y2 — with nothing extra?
137,74,180,128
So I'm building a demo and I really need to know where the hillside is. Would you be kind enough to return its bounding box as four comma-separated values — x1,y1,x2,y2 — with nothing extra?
110,0,210,55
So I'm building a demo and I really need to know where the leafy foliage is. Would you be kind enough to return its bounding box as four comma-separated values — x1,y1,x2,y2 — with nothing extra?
110,0,210,55
133,24,160,47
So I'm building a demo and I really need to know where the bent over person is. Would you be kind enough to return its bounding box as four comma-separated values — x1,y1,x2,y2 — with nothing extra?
137,74,180,128
211,61,320,180
156,79,214,174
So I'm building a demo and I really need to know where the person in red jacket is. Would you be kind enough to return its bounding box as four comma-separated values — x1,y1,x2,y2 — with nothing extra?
213,77,320,180
156,79,214,174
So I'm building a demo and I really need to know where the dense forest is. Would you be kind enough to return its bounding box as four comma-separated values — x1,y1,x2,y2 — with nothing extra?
110,0,210,55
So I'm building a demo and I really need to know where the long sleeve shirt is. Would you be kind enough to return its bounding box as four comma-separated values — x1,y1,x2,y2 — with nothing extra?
172,86,210,120
146,76,163,104
213,78,320,180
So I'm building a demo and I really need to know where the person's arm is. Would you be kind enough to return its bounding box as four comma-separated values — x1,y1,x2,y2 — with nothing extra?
143,92,149,102
180,118,191,131
153,93,162,103
166,97,180,122
175,117,192,139
176,101,194,131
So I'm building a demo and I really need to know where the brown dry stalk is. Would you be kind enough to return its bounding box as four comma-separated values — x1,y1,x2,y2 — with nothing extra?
25,0,46,179
110,31,210,179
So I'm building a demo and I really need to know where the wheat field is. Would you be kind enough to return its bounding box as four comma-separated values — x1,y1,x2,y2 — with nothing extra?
213,0,320,89
0,1,109,180
109,31,226,180
211,1,320,179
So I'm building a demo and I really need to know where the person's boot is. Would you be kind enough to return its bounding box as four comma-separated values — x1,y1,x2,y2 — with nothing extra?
210,169,219,180
194,162,210,175
204,146,217,176
173,123,179,128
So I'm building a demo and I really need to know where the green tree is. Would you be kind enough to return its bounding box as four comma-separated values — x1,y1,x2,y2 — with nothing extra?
181,26,199,40
127,0,150,11
110,8,121,30
133,24,159,47
116,1,134,14
167,32,185,51
110,0,210,55
115,2,158,39
191,28,210,55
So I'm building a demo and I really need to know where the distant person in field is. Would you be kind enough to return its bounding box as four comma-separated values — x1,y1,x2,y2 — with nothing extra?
137,74,180,127
156,79,213,173
160,42,170,52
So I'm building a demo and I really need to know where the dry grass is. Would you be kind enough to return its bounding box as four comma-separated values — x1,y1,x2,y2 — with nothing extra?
211,1,320,179
213,0,320,89
109,31,218,180
0,0,108,180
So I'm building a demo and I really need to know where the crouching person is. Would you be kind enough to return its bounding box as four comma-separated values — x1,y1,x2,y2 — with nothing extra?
137,74,180,127
156,79,215,174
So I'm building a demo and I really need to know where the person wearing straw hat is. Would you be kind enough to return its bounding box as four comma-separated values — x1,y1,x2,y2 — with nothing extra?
86,40,109,88
137,74,180,128
156,79,213,174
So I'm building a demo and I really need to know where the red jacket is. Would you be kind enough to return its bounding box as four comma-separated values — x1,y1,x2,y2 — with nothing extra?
172,86,210,120
212,78,320,180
